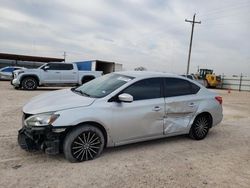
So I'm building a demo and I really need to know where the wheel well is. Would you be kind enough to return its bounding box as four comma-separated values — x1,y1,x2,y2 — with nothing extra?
195,112,213,128
81,75,95,84
21,75,39,85
65,121,108,147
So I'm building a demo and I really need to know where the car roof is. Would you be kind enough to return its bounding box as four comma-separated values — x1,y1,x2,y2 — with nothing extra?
115,71,182,79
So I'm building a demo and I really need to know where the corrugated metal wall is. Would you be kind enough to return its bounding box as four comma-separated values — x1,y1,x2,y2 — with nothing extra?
220,75,250,91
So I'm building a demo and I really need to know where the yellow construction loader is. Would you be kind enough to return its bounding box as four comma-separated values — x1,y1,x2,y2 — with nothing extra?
196,69,221,88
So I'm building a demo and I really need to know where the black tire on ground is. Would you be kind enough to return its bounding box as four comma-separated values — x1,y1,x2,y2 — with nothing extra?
63,125,105,162
21,77,38,90
189,114,211,140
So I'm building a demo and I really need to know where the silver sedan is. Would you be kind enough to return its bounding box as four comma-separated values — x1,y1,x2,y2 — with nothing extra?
18,71,223,162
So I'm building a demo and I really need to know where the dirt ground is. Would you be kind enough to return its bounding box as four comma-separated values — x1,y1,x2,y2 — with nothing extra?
0,81,249,188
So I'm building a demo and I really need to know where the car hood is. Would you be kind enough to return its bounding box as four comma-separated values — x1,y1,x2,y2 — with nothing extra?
23,89,96,114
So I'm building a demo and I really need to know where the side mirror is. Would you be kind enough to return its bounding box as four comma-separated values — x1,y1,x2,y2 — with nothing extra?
118,93,133,103
43,66,49,71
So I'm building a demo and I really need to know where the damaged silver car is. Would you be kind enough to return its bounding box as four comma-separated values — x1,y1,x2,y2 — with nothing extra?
18,71,223,162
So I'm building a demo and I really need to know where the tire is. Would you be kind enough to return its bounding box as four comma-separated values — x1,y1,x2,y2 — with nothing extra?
63,125,105,162
21,77,38,90
189,115,211,140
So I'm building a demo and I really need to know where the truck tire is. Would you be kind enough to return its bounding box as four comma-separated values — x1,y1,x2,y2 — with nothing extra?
22,77,38,90
63,125,105,162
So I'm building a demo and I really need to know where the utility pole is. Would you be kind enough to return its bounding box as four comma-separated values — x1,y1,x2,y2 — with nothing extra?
185,14,201,75
63,51,66,62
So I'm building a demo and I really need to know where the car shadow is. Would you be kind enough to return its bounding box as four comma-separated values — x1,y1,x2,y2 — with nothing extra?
103,130,219,156
28,131,219,163
103,135,188,155
34,87,66,91
12,87,69,91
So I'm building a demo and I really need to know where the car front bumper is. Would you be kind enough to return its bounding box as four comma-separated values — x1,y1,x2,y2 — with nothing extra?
18,126,62,155
11,78,20,87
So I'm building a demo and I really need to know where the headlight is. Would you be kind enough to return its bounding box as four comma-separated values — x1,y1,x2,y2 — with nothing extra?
24,113,60,127
17,71,25,75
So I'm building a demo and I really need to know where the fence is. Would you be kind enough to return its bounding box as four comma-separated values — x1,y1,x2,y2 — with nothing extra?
220,74,250,91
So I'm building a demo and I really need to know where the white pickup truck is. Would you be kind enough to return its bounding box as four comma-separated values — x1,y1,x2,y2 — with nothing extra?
11,63,102,90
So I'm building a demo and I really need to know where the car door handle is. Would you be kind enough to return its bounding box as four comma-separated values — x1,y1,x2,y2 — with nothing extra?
55,72,60,73
153,106,161,111
188,103,195,107
73,72,77,74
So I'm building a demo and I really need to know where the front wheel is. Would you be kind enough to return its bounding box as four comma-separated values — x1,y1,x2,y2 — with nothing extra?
63,125,105,162
189,115,211,140
21,77,38,90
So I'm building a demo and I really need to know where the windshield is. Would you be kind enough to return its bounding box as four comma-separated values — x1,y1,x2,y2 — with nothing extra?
74,73,134,98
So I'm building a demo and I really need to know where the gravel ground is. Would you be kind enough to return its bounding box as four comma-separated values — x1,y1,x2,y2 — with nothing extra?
0,81,249,188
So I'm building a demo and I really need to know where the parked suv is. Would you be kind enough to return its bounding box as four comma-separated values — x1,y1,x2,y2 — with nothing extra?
18,71,223,162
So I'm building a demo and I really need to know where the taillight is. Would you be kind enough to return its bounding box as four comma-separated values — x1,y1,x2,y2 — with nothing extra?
215,96,222,104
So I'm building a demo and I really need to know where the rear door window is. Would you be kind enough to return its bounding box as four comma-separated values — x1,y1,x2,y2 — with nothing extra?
60,64,73,70
164,78,200,97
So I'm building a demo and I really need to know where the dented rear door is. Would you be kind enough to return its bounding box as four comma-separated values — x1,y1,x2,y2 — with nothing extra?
163,78,201,134
164,95,199,134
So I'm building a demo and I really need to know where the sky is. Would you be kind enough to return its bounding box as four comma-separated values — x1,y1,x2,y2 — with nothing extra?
0,0,249,76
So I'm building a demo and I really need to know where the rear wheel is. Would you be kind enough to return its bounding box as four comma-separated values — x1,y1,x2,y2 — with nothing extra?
21,77,37,90
63,125,105,162
189,115,211,140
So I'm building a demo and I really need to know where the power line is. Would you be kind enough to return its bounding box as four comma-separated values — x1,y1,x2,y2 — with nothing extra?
199,1,250,17
185,14,201,75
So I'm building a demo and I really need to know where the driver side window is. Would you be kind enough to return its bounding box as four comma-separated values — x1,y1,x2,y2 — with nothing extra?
46,64,61,70
122,78,163,101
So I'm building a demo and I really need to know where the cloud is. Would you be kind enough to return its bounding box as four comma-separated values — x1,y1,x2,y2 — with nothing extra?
0,0,249,75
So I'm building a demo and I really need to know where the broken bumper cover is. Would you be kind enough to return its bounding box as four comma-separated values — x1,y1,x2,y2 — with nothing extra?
18,126,61,155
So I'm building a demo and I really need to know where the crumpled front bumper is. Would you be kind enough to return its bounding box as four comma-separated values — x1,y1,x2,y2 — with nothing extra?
18,126,61,155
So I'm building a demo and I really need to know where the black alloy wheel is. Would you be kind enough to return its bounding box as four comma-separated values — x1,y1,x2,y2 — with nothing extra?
71,131,102,161
22,77,37,90
189,115,210,140
63,125,105,162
